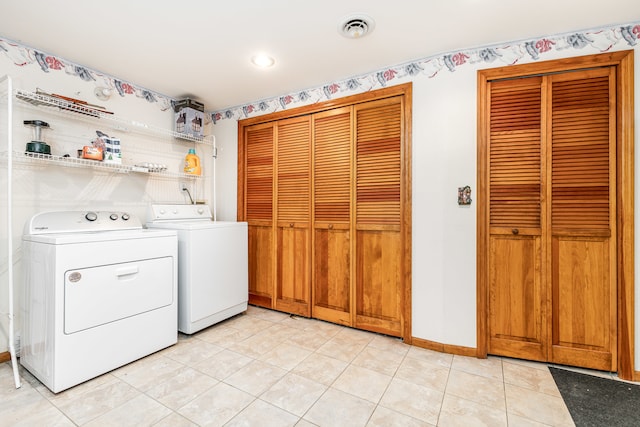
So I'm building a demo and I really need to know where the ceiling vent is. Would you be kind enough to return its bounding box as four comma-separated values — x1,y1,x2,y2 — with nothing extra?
339,14,375,39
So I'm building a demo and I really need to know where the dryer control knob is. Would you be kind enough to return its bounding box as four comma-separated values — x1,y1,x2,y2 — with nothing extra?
122,213,130,221
197,208,204,215
109,213,118,221
85,212,98,222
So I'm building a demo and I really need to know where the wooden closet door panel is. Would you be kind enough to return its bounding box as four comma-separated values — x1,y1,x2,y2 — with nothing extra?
245,123,275,308
276,117,311,316
487,77,547,359
314,107,351,223
277,226,310,316
549,68,616,371
489,77,543,230
312,107,352,325
277,117,311,222
489,235,545,360
355,100,401,226
246,124,275,221
356,230,402,336
552,237,613,369
313,226,351,325
354,98,403,336
248,224,274,306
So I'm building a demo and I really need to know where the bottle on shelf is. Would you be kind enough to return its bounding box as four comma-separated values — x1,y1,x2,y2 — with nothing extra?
184,148,201,176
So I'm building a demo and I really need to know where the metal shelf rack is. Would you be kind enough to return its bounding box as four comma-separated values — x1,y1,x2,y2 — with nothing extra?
8,150,203,179
15,89,215,146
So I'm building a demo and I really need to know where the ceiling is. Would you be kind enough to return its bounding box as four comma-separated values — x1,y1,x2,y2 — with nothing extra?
1,1,638,111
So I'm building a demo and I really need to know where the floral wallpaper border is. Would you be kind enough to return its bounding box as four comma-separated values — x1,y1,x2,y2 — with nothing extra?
211,21,640,123
2,21,639,120
0,37,175,111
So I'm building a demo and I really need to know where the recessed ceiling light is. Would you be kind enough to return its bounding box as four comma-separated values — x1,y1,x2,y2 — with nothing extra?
339,14,375,39
251,54,275,68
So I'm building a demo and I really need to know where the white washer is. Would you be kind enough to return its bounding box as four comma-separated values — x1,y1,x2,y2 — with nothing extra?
21,210,178,393
147,204,248,334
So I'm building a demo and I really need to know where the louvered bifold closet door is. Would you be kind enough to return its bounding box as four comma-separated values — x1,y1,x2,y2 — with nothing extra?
275,116,312,316
354,97,403,336
549,68,616,371
487,77,547,361
312,106,352,325
245,123,275,308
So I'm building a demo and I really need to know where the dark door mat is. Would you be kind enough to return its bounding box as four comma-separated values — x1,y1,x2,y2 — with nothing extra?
549,366,640,427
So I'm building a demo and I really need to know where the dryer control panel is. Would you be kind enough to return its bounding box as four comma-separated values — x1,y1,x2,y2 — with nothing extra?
25,210,143,234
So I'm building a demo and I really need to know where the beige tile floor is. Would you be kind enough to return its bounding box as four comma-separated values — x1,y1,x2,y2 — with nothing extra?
1,305,578,426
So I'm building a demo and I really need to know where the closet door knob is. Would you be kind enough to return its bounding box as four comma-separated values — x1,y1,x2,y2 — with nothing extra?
512,228,519,235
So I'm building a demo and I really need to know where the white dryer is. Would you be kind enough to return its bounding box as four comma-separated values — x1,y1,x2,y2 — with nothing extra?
147,204,248,334
21,210,178,393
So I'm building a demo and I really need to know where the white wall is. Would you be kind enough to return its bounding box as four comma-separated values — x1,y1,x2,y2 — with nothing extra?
212,39,640,367
212,120,239,221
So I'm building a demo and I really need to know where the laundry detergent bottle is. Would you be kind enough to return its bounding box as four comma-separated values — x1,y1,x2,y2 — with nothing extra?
184,148,201,176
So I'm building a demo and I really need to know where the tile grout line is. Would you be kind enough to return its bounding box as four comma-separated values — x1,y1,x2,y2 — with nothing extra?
434,352,455,427
501,357,510,426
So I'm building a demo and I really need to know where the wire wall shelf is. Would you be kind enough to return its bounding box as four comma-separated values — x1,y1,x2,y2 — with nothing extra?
7,150,202,179
14,89,215,146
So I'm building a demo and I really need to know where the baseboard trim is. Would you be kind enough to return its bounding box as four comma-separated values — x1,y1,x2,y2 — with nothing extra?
0,351,10,363
412,337,476,357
